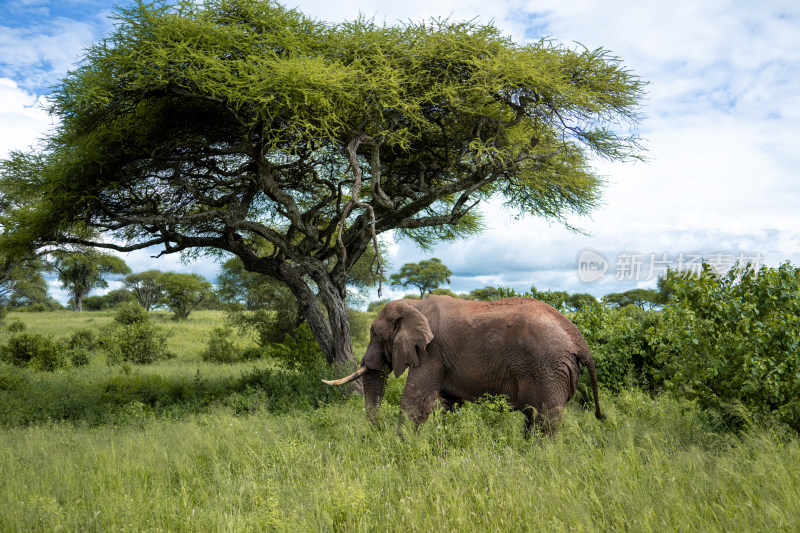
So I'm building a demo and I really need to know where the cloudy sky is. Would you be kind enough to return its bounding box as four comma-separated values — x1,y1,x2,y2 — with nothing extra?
2,0,799,305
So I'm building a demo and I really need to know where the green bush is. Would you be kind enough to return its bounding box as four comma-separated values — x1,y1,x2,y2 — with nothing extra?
6,319,25,333
114,302,150,325
0,305,6,321
105,321,173,365
68,347,91,367
68,328,98,350
266,323,327,373
0,332,68,371
572,261,800,431
653,262,800,430
0,364,25,391
234,323,347,411
240,346,267,361
572,304,665,393
15,303,49,312
201,327,242,364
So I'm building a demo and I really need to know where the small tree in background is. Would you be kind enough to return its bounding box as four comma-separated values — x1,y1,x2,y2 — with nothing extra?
106,302,171,364
602,289,662,310
465,286,504,301
124,270,165,311
565,293,600,312
159,272,213,320
390,258,452,299
48,249,130,312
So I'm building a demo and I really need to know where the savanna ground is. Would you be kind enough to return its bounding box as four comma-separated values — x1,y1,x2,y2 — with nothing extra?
1,310,799,532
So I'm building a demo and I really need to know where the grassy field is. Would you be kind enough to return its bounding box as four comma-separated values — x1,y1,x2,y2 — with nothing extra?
1,310,799,531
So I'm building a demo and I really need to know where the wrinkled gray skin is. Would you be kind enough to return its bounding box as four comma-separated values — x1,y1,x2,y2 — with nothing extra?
332,295,604,436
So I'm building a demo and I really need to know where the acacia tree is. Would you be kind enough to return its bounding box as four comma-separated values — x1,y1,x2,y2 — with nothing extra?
159,272,213,320
0,0,645,365
124,270,165,311
390,258,452,298
48,249,131,312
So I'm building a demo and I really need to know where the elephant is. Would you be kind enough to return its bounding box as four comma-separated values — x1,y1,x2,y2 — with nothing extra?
324,295,604,436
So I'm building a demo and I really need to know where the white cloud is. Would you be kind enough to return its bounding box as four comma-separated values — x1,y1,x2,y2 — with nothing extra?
0,78,53,157
0,17,98,91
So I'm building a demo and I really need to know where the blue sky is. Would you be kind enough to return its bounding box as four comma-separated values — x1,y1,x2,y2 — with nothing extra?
2,0,799,305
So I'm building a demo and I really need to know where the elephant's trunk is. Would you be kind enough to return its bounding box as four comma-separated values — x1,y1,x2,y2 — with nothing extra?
321,366,368,386
362,368,389,424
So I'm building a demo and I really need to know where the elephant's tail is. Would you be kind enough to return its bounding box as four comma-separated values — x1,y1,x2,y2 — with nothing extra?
576,349,605,420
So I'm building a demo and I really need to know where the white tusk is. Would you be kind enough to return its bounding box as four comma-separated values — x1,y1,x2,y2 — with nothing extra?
321,366,368,386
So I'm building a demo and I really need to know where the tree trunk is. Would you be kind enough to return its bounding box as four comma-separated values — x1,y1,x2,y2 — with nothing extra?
274,263,356,367
74,293,83,312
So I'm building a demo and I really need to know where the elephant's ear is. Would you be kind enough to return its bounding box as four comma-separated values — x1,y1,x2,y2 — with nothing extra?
384,301,434,378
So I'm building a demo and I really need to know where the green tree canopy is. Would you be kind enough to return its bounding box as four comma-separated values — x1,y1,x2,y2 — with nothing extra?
602,288,662,310
159,272,213,320
124,270,166,311
0,255,53,309
465,286,504,301
48,249,131,312
390,258,452,298
0,0,645,364
565,292,599,311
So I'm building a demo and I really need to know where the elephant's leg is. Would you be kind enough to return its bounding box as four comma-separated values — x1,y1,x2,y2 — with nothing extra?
519,384,566,438
532,405,564,437
437,391,462,413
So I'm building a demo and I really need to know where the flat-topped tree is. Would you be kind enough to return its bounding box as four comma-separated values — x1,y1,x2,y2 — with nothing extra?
0,0,645,365
391,258,452,299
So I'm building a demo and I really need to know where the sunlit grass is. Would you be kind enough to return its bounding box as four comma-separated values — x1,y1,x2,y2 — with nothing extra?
1,309,256,360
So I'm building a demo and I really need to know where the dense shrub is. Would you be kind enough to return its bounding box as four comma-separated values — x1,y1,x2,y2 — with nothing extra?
0,333,68,371
232,323,347,412
0,364,25,391
114,302,150,325
653,262,800,430
572,304,665,393
105,321,173,365
266,323,328,373
6,319,25,333
226,304,301,347
15,303,50,312
68,328,98,350
240,346,267,361
201,327,242,364
0,305,6,321
571,261,800,431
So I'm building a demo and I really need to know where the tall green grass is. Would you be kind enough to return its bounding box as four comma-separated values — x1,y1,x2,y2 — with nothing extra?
1,391,798,532
1,310,799,531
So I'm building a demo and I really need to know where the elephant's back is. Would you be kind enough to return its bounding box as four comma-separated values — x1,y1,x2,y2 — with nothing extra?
433,296,585,348
424,295,587,366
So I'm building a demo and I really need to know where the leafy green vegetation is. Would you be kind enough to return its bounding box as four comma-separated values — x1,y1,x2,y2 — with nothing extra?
570,262,800,431
2,262,800,531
